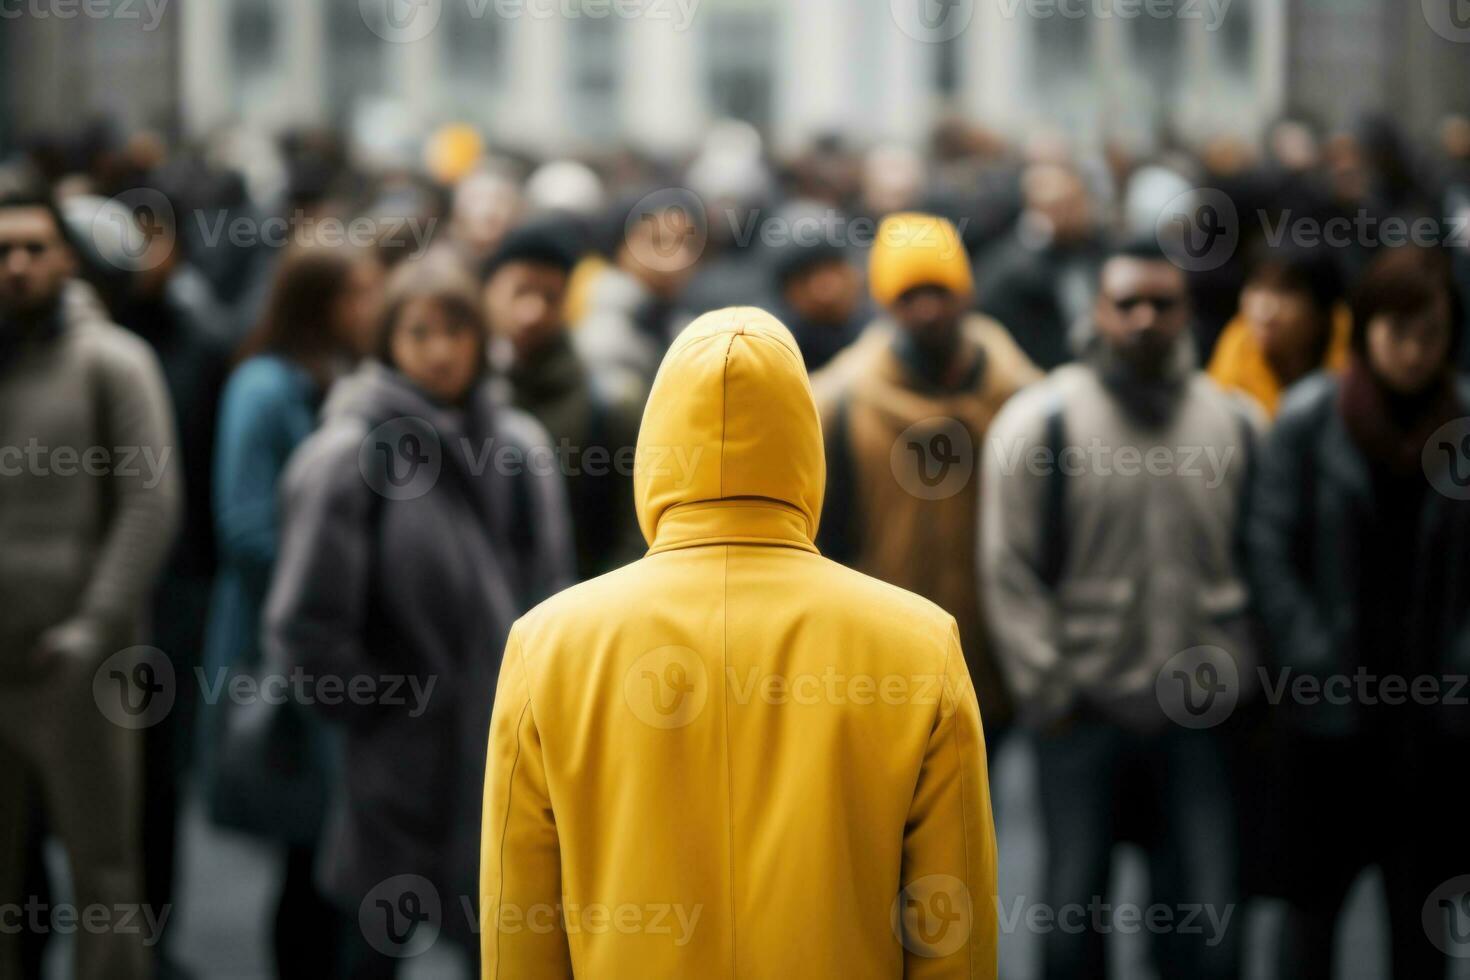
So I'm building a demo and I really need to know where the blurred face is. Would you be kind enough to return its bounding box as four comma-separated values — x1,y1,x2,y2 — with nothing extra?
1023,164,1093,245
133,224,180,299
784,259,860,325
1094,257,1190,378
1240,283,1324,373
333,257,386,357
389,297,482,404
483,260,568,359
620,206,699,299
1364,296,1454,396
0,206,76,319
890,284,967,354
452,175,521,260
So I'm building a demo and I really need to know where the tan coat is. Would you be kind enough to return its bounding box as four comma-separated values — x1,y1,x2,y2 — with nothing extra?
814,315,1041,728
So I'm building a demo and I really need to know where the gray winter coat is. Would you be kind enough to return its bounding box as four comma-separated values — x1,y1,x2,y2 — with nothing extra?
981,355,1260,731
265,364,573,924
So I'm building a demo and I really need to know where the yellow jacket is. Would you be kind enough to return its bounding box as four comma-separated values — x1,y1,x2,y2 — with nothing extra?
1206,305,1351,418
481,308,998,979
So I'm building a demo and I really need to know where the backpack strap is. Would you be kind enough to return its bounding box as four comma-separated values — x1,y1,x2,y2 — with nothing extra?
1038,397,1069,591
817,390,857,563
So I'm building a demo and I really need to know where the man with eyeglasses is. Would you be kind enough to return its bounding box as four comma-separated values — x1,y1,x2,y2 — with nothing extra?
980,238,1259,980
0,188,179,980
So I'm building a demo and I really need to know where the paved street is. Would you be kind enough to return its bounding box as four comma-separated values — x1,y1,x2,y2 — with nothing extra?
35,736,1456,979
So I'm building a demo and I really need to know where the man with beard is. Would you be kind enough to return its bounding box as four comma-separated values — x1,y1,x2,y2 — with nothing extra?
814,212,1040,744
0,188,180,980
981,239,1258,980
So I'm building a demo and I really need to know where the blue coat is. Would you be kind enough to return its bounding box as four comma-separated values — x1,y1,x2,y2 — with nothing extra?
199,354,327,842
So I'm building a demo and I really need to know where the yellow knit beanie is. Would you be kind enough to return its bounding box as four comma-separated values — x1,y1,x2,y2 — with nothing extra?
867,212,974,308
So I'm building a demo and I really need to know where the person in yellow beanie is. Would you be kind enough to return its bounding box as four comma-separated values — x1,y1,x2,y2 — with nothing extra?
813,212,1040,742
424,123,485,186
1208,243,1351,418
867,210,976,308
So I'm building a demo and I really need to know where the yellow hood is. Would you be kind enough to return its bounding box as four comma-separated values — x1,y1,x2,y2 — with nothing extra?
634,307,826,548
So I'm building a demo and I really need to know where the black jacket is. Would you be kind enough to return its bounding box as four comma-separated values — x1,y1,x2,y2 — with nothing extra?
974,230,1104,371
1248,372,1470,738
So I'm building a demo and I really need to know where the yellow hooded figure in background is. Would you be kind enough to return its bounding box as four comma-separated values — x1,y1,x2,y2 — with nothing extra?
481,307,998,978
1207,305,1352,417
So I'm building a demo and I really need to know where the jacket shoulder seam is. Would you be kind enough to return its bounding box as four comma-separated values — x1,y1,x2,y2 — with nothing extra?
491,692,532,980
939,631,976,978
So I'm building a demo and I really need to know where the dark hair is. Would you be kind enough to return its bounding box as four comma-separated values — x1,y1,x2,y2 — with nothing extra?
1105,234,1174,267
772,239,850,291
375,253,488,371
236,243,369,372
479,219,579,282
0,185,83,257
1349,246,1465,359
1243,241,1343,363
1245,241,1341,311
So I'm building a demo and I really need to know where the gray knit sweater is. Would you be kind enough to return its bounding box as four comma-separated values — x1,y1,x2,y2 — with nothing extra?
0,282,181,663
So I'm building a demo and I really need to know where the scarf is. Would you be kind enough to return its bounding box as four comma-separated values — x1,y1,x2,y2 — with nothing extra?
1339,355,1463,477
0,302,64,374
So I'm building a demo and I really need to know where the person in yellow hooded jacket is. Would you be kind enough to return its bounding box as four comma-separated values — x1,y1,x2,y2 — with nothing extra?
480,306,998,979
1206,242,1350,417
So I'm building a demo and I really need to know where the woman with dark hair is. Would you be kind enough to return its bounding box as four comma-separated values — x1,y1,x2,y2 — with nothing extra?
200,242,384,980
1208,241,1351,417
1249,245,1470,978
264,253,573,978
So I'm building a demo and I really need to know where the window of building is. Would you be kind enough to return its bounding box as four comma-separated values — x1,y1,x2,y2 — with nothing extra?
230,0,277,77
1220,0,1255,75
445,0,504,83
1132,9,1183,90
327,0,387,122
572,13,622,142
1032,9,1092,87
934,32,960,97
707,8,776,132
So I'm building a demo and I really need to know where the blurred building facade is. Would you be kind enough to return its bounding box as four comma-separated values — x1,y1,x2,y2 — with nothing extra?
1,0,1468,157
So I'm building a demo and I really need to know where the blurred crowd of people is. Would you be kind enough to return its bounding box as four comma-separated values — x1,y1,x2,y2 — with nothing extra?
1,106,1469,980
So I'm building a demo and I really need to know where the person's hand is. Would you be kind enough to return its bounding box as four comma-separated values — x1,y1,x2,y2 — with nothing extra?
26,619,106,678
